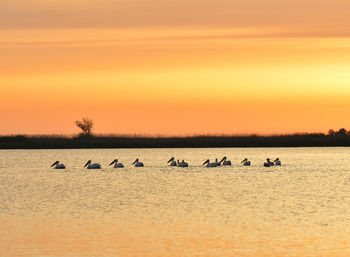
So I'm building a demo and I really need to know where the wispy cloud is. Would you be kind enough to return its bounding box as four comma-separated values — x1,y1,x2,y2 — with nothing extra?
1,27,350,48
1,0,349,30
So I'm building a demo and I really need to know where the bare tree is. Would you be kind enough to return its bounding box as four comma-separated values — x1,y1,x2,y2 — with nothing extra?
75,117,94,137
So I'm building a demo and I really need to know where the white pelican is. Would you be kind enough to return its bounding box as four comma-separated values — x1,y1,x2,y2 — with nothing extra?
132,158,144,167
109,159,124,168
203,159,217,167
51,161,65,169
274,158,281,165
167,157,177,166
177,159,188,167
241,158,251,166
220,156,231,166
84,160,101,169
264,158,274,167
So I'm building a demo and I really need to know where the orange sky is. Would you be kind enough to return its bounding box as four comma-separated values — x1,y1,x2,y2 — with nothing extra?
1,0,350,135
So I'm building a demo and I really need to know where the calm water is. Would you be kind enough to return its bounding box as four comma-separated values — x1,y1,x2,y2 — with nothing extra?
1,147,350,257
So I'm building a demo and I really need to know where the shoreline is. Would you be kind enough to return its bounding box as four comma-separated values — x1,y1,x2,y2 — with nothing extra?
1,134,350,149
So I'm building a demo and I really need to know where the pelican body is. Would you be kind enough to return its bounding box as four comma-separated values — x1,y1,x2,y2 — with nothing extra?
177,160,188,167
274,158,281,165
109,159,124,168
220,156,231,166
167,157,177,166
203,159,217,167
51,161,65,169
241,158,251,166
264,158,274,167
132,158,144,167
84,160,101,169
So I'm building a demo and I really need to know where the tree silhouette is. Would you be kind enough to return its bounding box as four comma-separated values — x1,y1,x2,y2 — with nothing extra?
328,129,335,136
75,117,94,137
336,128,347,135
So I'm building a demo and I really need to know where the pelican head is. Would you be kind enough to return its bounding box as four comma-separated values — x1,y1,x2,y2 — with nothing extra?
203,159,210,165
109,159,118,166
274,158,281,165
132,158,139,165
51,161,59,167
84,160,92,167
266,158,271,162
167,157,175,163
241,158,248,163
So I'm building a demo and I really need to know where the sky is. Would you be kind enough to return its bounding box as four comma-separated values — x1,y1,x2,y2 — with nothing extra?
1,0,350,135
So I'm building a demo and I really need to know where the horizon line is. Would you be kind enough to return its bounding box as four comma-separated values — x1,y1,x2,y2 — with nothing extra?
0,131,337,138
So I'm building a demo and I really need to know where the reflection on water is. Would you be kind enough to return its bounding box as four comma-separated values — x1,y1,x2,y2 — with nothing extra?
1,148,350,256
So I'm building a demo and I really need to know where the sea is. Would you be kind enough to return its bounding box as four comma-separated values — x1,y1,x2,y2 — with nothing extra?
1,147,350,257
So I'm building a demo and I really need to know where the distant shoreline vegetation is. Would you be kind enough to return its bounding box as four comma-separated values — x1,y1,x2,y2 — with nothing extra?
1,128,350,149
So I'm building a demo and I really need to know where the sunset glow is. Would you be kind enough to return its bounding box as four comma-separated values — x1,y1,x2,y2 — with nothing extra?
1,0,350,135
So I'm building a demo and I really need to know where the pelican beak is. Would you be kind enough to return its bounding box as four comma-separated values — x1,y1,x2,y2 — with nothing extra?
132,160,137,165
167,157,173,163
51,161,58,167
202,159,208,165
109,159,116,166
84,160,90,167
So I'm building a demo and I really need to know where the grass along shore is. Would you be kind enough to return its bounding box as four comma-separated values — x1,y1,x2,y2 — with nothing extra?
1,132,350,149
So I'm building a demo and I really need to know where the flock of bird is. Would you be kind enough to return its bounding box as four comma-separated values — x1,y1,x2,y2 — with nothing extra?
50,157,282,169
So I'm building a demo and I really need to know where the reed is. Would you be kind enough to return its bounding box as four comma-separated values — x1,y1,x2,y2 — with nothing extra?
1,130,350,149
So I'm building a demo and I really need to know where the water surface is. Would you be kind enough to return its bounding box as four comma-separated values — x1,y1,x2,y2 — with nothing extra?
1,147,350,257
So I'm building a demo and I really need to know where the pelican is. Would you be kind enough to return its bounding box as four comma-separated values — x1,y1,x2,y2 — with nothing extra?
220,156,231,166
109,159,124,168
84,160,101,169
241,158,251,166
167,157,177,166
274,158,281,165
215,158,221,166
51,161,65,169
132,158,144,167
264,158,274,167
203,159,217,167
177,159,188,167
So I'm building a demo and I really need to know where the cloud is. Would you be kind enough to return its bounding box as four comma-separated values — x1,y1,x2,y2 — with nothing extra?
1,27,350,49
1,0,349,30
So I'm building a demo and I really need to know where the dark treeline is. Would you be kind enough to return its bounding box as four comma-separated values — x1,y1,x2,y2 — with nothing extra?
1,128,350,149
